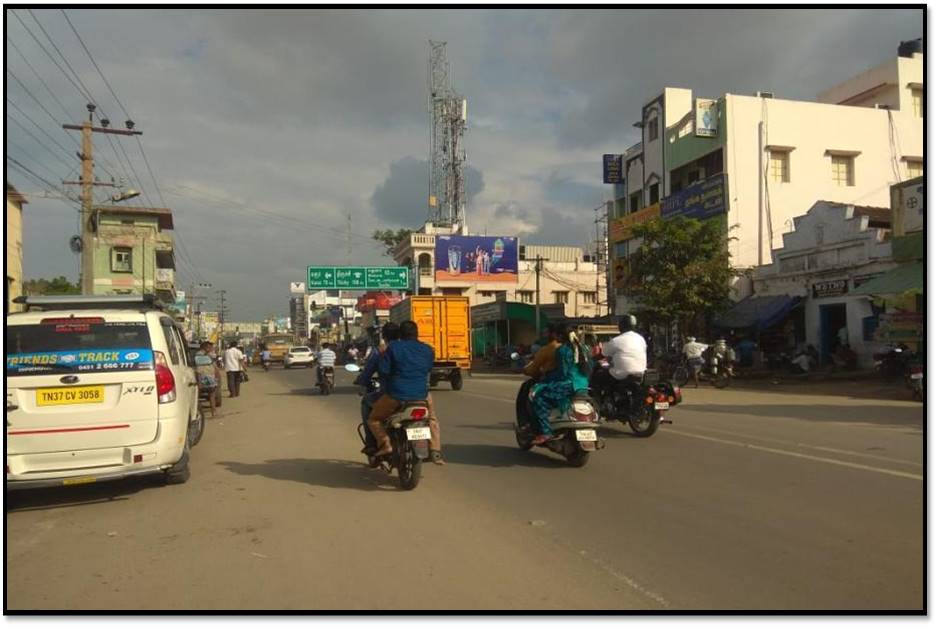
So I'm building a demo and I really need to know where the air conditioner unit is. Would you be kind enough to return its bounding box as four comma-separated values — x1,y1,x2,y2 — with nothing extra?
754,91,775,99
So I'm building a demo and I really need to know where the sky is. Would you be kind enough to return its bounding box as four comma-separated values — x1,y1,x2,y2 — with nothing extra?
6,8,922,320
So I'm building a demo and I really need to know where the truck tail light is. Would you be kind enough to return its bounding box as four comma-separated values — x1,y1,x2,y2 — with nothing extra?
154,351,176,403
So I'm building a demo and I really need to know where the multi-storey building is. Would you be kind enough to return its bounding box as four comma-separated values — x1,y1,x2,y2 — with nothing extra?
6,184,27,314
606,41,923,315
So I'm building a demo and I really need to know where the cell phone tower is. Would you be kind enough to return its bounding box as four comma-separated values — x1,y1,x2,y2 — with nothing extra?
427,40,467,230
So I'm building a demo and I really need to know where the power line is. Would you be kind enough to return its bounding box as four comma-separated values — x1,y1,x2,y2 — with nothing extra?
7,156,79,207
27,9,99,107
6,109,75,171
6,36,74,120
7,140,70,184
9,10,93,103
6,98,77,163
61,9,132,120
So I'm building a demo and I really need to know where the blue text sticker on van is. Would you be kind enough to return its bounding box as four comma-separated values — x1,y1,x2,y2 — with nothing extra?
6,349,155,375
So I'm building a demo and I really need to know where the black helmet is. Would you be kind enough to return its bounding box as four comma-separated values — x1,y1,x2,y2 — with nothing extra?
618,314,636,332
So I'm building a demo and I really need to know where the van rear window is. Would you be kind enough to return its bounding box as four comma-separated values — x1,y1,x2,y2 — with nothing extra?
6,321,153,376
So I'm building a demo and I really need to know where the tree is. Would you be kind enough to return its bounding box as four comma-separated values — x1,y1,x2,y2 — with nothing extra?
625,217,737,335
23,276,81,296
372,228,412,258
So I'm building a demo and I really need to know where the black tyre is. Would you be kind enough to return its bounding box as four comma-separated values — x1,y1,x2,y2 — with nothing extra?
397,435,422,490
565,448,591,468
628,407,661,438
672,366,689,387
514,423,534,450
450,371,463,390
712,370,731,389
164,437,191,485
188,408,205,448
429,377,439,388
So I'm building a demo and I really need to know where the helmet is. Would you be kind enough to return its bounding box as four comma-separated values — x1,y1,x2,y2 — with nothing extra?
687,336,696,343
618,314,637,332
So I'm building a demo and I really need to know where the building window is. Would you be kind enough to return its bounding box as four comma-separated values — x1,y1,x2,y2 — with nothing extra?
648,117,659,141
629,192,641,213
614,241,628,258
553,291,569,305
111,247,133,273
648,183,660,205
581,291,597,305
769,150,790,182
517,290,534,304
830,155,854,187
441,287,463,296
912,88,923,118
906,159,923,179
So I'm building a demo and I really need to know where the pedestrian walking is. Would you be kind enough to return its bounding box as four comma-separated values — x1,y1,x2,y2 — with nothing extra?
224,341,247,398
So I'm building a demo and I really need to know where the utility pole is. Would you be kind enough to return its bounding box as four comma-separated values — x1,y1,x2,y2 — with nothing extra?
63,104,142,294
593,201,609,317
217,289,228,346
534,255,550,336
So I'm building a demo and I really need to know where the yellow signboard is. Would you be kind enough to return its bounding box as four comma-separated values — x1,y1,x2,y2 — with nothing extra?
609,203,661,243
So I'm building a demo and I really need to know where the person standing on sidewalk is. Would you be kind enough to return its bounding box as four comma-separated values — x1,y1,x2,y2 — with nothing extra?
224,341,247,398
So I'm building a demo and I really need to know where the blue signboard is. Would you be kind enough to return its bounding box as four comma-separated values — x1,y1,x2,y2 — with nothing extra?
603,154,623,184
434,235,518,283
6,348,154,375
661,174,727,220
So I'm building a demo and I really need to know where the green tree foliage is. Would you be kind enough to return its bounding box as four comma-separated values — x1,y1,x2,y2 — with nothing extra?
23,276,81,296
372,228,412,257
626,217,737,333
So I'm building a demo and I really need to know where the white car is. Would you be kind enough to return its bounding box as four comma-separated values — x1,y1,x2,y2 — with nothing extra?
283,346,314,368
5,294,203,489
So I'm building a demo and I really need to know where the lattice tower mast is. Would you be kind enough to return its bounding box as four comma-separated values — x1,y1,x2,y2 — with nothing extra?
427,40,467,229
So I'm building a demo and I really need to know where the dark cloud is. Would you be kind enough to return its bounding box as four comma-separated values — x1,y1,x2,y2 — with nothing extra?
7,8,921,319
371,157,484,227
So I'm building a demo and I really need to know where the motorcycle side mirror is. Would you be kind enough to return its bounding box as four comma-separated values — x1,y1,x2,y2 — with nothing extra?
510,352,520,360
344,364,361,373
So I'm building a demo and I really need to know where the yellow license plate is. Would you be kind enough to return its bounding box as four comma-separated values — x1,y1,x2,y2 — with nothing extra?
62,476,97,486
36,386,105,406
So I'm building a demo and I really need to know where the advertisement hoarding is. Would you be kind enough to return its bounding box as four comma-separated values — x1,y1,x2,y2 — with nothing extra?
290,281,306,294
661,174,727,221
695,99,718,137
434,235,518,283
603,154,623,184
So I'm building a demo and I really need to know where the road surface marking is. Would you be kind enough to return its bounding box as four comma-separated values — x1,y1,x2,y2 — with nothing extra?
681,424,923,467
669,430,923,481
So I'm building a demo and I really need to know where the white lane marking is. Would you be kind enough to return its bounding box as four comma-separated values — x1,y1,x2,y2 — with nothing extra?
458,389,924,480
682,424,923,467
669,430,923,481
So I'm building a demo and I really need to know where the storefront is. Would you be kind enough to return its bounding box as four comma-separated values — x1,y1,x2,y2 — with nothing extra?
470,301,564,356
749,200,897,367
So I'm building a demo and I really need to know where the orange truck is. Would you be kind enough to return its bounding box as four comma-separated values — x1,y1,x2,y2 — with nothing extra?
390,296,471,390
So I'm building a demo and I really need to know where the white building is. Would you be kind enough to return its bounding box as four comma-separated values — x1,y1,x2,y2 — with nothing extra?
607,41,923,314
392,223,607,318
749,201,895,367
304,289,360,335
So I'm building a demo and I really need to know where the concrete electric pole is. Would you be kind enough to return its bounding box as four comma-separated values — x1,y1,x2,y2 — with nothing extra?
62,104,142,294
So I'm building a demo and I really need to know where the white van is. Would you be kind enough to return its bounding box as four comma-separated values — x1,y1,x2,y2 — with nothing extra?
6,295,203,489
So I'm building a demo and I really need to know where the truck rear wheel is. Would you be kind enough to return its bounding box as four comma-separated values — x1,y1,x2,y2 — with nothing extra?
450,371,463,390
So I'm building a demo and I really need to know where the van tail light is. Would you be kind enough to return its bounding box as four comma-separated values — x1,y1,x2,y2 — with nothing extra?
409,407,428,420
154,351,176,404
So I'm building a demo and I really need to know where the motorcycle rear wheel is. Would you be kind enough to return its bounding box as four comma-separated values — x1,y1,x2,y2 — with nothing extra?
712,370,731,389
564,434,591,467
672,366,689,387
628,407,661,438
396,434,422,490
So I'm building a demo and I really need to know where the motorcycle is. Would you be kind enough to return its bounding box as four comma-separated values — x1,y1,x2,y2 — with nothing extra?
590,362,681,437
346,364,431,490
873,344,914,381
906,362,924,402
513,377,605,467
317,366,335,395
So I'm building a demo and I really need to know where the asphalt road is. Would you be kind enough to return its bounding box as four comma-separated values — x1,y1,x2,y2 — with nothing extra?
6,366,924,611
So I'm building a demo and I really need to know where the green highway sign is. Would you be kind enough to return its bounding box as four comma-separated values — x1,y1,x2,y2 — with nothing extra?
307,266,409,291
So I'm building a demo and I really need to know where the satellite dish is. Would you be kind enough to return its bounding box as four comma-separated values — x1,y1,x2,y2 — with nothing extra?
69,235,82,253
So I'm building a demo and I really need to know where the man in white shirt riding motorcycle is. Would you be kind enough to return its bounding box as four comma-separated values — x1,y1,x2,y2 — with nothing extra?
593,314,647,415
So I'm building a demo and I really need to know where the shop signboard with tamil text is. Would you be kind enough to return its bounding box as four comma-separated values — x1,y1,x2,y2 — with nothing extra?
603,154,623,184
609,203,661,243
661,174,726,221
812,279,848,299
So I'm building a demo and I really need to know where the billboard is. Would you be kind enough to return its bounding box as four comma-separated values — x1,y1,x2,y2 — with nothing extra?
603,154,623,184
695,99,718,137
173,291,187,314
661,174,726,221
290,281,306,294
434,235,518,283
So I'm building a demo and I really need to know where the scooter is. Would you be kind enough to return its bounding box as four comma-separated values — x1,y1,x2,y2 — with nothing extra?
346,364,431,490
513,375,604,467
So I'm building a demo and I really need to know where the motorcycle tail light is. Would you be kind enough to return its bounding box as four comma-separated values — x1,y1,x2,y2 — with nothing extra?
668,396,675,403
409,407,428,419
571,401,596,422
645,396,654,405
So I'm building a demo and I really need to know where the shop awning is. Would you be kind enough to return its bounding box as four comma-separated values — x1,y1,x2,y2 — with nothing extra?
713,295,802,331
851,262,924,296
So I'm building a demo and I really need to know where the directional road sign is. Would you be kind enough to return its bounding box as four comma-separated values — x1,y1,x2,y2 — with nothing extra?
307,266,408,291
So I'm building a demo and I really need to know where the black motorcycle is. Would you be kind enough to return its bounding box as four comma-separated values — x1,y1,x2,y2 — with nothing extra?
589,363,681,437
317,366,335,395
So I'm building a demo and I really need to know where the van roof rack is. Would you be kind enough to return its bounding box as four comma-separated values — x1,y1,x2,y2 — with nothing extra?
12,294,167,312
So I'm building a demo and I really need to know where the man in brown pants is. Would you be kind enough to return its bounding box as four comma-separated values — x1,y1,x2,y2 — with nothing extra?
368,321,444,464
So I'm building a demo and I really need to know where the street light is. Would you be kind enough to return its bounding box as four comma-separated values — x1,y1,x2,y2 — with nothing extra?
110,188,141,203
